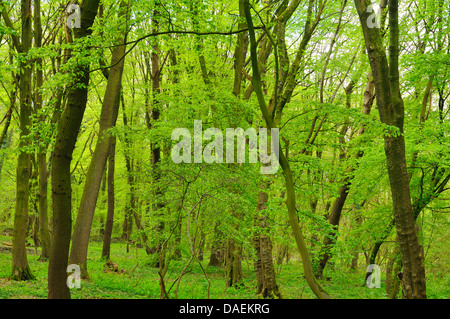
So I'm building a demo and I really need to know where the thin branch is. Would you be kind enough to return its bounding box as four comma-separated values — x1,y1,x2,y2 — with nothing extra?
90,27,263,74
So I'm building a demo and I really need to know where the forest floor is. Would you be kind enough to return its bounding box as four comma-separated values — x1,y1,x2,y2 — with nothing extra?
0,234,448,299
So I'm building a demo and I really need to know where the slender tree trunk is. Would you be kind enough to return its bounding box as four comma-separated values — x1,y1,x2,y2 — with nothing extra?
223,0,246,289
120,92,150,254
149,3,165,260
69,3,128,278
232,0,247,98
316,78,365,276
386,242,402,299
34,0,51,261
37,153,50,260
225,237,242,288
350,202,365,270
0,90,15,183
191,1,211,87
173,214,182,260
317,177,351,277
168,48,183,260
244,0,330,299
0,129,12,184
102,136,116,260
208,222,223,267
197,231,206,261
48,0,101,299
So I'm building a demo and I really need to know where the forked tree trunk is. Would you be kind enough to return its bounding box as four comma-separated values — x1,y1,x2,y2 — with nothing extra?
317,178,351,277
354,0,427,299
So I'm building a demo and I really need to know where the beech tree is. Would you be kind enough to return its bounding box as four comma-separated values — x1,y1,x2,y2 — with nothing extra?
48,0,101,299
69,0,129,279
354,0,427,298
1,0,35,281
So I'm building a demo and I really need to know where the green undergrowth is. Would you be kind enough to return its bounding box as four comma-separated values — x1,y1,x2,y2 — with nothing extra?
0,235,448,299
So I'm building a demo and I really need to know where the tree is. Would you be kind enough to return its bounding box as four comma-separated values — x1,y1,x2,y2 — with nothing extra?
354,0,427,299
34,0,51,262
48,0,101,299
0,0,35,281
244,0,330,299
102,136,116,260
69,0,130,279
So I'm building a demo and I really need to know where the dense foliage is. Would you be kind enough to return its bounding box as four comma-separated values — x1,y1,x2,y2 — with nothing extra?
0,0,448,299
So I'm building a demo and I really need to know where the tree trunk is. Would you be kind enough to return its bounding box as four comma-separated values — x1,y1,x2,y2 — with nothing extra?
232,0,247,98
69,3,128,278
317,178,351,277
386,242,402,299
244,0,330,299
225,238,242,288
120,94,135,246
37,151,51,260
354,0,427,298
34,0,51,261
350,203,365,270
316,72,371,277
197,231,206,261
208,222,223,267
11,0,34,282
48,0,101,299
0,82,16,183
102,136,116,260
173,215,182,260
253,187,281,298
276,243,290,266
149,3,165,259
0,104,14,184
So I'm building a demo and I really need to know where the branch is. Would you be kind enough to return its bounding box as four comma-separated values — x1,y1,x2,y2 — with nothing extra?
90,27,263,74
0,0,21,52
